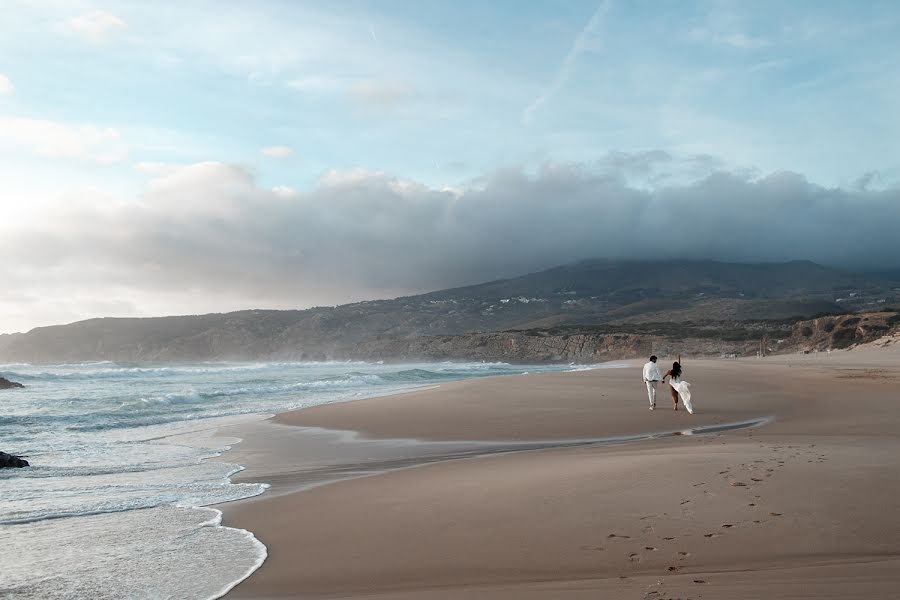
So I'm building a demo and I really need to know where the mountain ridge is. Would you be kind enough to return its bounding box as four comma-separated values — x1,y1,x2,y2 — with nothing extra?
1,259,897,362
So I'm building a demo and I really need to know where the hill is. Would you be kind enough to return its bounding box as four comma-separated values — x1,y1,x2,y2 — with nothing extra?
1,259,897,362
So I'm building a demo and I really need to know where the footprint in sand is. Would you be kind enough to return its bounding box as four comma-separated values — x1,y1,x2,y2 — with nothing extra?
663,537,676,541
628,553,641,562
731,481,747,487
677,551,690,557
666,566,679,572
680,499,691,505
770,512,783,517
693,579,707,584
751,477,763,482
704,532,721,538
608,534,631,539
721,524,734,528
644,546,657,551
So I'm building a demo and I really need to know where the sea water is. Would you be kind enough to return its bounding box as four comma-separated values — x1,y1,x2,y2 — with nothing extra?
0,360,581,599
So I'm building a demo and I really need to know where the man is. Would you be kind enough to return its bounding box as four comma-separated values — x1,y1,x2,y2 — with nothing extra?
642,355,662,410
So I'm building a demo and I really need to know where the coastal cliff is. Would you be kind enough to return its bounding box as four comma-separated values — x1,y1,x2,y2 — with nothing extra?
348,311,900,362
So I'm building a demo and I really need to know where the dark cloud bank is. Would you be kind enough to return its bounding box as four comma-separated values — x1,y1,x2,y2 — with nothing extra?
5,159,899,311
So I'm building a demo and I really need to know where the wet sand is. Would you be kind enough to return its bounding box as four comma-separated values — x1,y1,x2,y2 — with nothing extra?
220,346,900,599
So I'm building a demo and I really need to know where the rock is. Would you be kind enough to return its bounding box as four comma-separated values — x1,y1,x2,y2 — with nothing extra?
0,376,24,389
0,451,29,468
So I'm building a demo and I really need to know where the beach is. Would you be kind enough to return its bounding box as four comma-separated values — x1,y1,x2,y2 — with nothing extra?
220,346,900,599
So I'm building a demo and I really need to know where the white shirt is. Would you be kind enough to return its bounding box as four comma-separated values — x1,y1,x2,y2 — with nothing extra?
643,361,662,382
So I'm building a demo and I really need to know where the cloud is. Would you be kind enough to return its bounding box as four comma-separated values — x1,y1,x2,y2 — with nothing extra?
261,145,292,158
2,155,900,332
348,80,413,111
0,116,128,163
523,1,609,124
69,10,128,44
0,74,13,95
271,185,297,197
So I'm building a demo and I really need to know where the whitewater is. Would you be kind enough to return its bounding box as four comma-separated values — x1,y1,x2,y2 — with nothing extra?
0,360,584,599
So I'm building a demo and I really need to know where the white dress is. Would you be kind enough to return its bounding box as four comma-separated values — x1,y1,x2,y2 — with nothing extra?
669,373,694,414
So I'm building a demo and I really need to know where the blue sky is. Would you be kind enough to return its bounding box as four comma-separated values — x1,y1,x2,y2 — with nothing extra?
3,0,898,193
1,1,899,331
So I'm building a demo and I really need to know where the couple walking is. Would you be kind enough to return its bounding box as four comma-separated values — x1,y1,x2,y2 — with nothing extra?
642,355,694,414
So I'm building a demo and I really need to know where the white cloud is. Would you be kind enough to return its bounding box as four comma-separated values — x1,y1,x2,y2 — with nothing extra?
0,74,13,95
319,167,386,187
69,10,127,44
0,116,128,163
261,145,292,158
271,185,297,197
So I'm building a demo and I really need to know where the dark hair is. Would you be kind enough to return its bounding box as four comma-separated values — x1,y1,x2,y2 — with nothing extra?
650,355,657,362
672,361,682,378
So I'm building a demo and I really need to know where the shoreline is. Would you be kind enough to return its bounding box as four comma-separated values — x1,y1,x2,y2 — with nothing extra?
217,347,900,599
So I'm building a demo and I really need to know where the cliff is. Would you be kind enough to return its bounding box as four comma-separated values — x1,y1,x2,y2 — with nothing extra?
786,311,900,352
348,311,900,363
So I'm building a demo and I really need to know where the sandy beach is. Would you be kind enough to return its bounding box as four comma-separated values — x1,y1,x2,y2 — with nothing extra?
220,346,900,599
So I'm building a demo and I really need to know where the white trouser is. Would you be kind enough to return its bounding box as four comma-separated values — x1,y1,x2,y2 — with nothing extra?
645,381,658,406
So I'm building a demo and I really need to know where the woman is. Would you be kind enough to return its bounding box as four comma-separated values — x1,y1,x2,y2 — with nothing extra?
663,361,694,414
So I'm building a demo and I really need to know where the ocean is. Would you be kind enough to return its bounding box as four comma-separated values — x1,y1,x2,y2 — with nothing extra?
0,360,585,599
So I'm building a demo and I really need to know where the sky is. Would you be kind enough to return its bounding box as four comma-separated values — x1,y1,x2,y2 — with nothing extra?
1,0,899,333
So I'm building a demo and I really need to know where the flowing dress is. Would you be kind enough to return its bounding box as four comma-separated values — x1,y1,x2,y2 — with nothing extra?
669,374,694,414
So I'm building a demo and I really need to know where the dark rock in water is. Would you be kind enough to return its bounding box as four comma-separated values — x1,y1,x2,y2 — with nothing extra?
0,451,29,468
0,376,24,389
